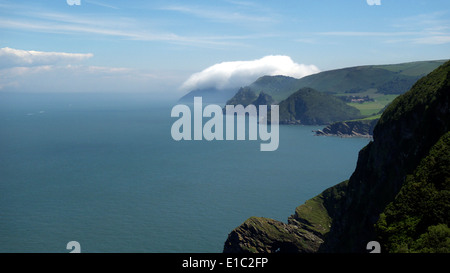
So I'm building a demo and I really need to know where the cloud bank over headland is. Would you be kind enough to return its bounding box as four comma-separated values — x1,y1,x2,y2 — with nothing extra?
0,48,319,98
181,55,320,91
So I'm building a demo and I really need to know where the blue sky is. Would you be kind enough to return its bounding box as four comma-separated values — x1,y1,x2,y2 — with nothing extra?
1,0,449,98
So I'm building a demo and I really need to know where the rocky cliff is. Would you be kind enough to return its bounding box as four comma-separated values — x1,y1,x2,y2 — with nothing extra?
223,60,450,253
314,118,378,138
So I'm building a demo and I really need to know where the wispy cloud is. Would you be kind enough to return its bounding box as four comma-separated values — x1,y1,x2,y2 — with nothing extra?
0,4,255,49
393,12,450,45
0,47,184,94
319,30,450,45
160,5,276,25
0,47,93,69
224,0,261,8
84,0,119,10
413,35,450,45
317,31,419,37
392,12,449,30
317,11,450,45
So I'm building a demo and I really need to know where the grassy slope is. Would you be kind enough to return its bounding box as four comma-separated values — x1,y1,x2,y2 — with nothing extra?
278,87,362,125
373,60,448,76
226,60,447,118
346,94,398,116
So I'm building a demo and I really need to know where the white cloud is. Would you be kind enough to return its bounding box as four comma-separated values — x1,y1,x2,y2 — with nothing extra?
0,63,183,95
84,0,119,10
181,55,320,91
0,47,93,69
413,35,450,45
0,4,256,49
161,5,275,25
0,47,184,96
317,31,418,37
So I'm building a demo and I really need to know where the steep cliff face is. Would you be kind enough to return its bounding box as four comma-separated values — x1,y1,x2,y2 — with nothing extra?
375,132,450,252
223,60,450,253
326,60,450,252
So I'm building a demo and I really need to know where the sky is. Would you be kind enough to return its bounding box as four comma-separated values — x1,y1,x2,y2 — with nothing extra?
0,0,449,99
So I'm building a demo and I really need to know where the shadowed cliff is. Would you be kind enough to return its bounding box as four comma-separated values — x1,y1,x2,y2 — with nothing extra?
223,60,450,253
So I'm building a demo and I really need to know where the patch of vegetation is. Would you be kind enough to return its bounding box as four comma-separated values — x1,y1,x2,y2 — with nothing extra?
248,75,301,102
373,60,448,76
377,60,450,126
225,87,258,106
375,132,450,253
346,94,398,116
292,194,332,236
360,114,381,121
278,87,362,125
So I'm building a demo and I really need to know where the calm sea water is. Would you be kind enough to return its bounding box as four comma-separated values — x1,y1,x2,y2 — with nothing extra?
0,93,370,253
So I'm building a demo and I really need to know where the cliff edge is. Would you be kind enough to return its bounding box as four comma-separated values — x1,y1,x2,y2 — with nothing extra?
223,60,450,253
314,118,378,138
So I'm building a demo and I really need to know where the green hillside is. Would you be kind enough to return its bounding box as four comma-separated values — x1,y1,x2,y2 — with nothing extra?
225,60,447,116
373,60,447,76
278,87,362,125
225,87,258,106
245,75,301,102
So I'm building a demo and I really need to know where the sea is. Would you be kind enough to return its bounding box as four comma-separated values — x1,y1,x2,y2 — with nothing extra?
0,93,370,253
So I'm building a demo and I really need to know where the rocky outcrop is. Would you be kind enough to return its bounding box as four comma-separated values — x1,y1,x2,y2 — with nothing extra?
223,217,323,253
314,119,378,138
223,60,450,253
223,181,348,253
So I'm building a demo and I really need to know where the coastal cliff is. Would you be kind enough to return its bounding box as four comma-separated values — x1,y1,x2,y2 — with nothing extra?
314,118,378,138
223,60,450,253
